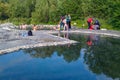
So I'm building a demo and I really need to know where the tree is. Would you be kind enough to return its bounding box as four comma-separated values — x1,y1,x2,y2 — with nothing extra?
0,2,9,20
8,0,36,24
109,1,120,29
31,0,59,24
0,0,120,29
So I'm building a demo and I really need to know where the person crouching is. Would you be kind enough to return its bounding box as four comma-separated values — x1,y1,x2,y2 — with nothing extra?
28,30,33,36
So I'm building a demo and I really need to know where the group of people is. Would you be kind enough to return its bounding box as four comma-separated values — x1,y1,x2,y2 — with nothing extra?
20,24,34,36
20,24,38,31
56,14,71,31
87,17,100,30
20,24,27,30
20,16,100,32
56,16,100,31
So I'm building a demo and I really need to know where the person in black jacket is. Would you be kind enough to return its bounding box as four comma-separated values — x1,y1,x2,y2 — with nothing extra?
94,20,100,30
28,30,33,36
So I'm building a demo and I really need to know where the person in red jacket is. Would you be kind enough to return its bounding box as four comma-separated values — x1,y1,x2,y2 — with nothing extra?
87,17,93,29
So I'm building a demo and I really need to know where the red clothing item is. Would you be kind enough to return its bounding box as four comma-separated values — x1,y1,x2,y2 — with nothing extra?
89,25,94,30
87,18,93,23
87,41,92,46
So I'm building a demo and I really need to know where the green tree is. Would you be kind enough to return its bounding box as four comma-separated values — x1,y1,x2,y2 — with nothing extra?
31,0,49,24
0,2,9,20
0,0,8,3
8,0,36,24
109,1,120,29
0,0,120,29
31,0,59,24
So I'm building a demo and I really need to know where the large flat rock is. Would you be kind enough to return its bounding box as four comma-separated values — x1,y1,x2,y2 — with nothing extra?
0,30,77,54
0,29,120,54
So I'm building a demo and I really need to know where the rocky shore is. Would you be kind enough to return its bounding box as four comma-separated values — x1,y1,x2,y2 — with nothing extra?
0,23,120,54
0,29,77,54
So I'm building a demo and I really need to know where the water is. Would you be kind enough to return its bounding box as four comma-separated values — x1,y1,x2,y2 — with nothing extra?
0,33,120,80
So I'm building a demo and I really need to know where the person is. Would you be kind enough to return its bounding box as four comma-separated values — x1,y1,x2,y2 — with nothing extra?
94,20,100,30
19,24,23,30
20,24,27,30
55,16,64,31
87,17,93,29
28,30,33,36
66,14,71,29
63,18,68,31
59,15,65,30
33,24,37,31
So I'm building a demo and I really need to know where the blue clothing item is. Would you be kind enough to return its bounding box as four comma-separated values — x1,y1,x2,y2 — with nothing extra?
60,21,64,30
22,32,27,37
94,20,100,30
94,20,100,26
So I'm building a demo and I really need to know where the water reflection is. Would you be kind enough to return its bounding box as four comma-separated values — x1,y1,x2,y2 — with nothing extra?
58,31,71,47
84,34,120,79
23,44,81,63
0,33,120,80
86,34,100,46
23,32,83,63
23,33,120,79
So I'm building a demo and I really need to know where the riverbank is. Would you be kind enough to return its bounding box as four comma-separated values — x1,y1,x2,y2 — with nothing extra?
0,29,77,54
0,24,120,54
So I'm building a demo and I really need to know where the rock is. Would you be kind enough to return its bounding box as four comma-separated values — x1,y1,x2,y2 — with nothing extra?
0,23,17,30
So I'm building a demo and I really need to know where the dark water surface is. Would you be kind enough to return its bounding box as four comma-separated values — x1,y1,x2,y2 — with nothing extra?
0,33,120,80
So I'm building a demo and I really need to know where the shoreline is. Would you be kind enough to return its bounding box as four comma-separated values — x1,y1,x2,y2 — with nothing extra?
0,40,77,55
0,29,120,54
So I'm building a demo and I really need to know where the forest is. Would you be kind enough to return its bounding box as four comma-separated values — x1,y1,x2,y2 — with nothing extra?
0,0,120,30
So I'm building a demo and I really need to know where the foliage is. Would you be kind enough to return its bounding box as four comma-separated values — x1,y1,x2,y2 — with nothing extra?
0,0,120,29
0,2,9,20
109,1,120,29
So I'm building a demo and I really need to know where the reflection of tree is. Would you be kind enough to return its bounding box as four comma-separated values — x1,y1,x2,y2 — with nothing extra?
23,43,82,63
57,44,81,63
24,46,54,59
84,36,120,79
23,33,87,63
23,33,120,79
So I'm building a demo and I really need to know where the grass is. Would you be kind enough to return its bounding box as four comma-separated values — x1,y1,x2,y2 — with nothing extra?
71,19,88,29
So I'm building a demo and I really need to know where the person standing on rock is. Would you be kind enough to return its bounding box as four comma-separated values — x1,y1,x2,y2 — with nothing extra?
87,17,93,29
60,15,65,30
66,14,71,29
63,18,68,31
